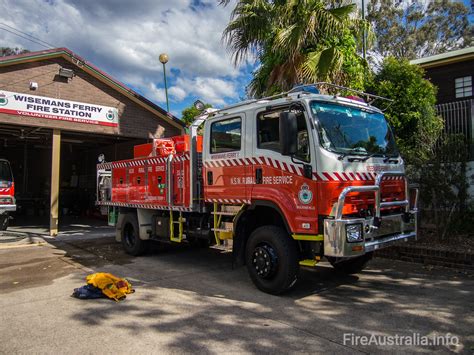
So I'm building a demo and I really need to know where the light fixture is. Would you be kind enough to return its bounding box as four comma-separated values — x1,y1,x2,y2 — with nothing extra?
346,223,363,243
58,67,75,79
159,53,170,112
29,81,38,90
193,100,205,111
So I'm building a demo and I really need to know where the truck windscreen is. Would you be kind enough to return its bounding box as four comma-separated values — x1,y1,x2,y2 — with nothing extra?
0,161,13,182
310,101,398,157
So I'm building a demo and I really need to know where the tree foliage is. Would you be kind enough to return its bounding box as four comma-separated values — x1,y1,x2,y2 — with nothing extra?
222,0,369,97
366,0,472,62
181,103,212,126
366,57,443,164
1,47,29,57
419,134,470,239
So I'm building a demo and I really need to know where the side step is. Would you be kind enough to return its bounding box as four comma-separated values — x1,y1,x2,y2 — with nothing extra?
212,203,244,244
170,211,185,243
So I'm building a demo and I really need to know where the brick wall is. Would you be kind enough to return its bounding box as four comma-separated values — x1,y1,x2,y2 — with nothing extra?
0,57,182,139
375,245,474,271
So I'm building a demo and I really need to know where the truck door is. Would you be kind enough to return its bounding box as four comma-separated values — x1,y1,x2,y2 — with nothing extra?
251,106,319,235
203,114,248,204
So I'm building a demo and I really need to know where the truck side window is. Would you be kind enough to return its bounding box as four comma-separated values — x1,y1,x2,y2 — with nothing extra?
210,117,242,154
257,110,310,162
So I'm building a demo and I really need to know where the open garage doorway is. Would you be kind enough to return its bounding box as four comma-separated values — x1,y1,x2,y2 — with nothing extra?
0,123,145,234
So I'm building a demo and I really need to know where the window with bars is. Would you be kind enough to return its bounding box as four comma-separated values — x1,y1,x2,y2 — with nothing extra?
455,76,472,98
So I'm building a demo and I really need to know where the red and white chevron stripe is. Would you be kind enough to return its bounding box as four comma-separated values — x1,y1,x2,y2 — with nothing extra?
148,157,166,164
174,153,190,162
97,162,113,170
98,201,194,212
313,172,404,182
204,156,304,177
128,159,148,167
0,188,10,193
106,154,189,169
203,156,404,182
205,198,251,204
112,161,129,168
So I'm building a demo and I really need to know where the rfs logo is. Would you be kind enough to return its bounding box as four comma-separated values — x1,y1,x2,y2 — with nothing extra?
298,183,313,204
106,109,116,121
0,93,8,106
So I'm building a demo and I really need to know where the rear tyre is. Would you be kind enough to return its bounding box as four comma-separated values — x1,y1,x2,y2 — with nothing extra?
0,213,8,231
121,213,147,256
327,252,373,274
245,225,299,295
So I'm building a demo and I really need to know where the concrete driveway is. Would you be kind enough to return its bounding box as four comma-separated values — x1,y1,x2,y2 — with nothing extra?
0,230,473,354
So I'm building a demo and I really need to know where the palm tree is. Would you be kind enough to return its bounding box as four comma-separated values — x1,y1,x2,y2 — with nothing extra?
221,0,369,97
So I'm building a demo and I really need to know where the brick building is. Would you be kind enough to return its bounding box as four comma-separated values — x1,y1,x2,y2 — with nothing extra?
0,48,184,235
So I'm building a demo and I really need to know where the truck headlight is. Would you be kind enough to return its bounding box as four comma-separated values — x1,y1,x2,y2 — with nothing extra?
346,223,363,243
0,197,12,204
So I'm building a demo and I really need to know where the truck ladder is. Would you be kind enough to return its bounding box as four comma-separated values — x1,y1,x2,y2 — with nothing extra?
211,203,244,245
169,211,186,243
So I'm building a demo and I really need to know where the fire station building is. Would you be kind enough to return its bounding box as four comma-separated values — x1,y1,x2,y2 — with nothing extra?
0,48,184,235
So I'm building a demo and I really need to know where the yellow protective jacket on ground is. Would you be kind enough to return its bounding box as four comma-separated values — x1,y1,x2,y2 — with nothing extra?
86,273,134,301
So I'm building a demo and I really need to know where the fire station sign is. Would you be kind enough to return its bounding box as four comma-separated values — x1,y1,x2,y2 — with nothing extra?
0,90,118,127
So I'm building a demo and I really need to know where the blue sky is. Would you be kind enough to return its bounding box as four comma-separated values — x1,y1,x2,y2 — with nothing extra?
0,0,250,118
0,0,472,119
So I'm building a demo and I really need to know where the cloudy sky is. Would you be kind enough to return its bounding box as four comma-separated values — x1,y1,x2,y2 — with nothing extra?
0,0,252,117
1,0,472,119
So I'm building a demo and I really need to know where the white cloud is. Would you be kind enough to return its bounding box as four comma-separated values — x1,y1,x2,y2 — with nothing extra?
147,83,167,103
0,0,246,113
171,77,238,106
168,86,187,101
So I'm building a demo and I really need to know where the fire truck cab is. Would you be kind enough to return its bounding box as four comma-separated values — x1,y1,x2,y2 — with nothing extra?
0,159,15,230
97,83,419,294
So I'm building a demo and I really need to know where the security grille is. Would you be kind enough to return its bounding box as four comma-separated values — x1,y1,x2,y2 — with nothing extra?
435,99,474,160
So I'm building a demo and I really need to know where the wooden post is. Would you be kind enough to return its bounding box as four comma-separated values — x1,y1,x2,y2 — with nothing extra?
50,129,61,236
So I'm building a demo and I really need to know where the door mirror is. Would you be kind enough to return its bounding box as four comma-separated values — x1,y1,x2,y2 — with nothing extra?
279,111,297,156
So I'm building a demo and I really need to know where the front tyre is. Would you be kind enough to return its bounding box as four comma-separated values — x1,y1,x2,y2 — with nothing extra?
327,252,373,274
121,213,147,256
245,226,299,295
0,213,9,231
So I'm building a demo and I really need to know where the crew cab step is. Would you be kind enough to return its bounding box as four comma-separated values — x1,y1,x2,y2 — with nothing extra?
221,205,242,213
211,211,237,216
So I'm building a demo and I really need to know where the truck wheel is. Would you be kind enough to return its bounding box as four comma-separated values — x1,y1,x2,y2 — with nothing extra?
245,226,299,295
0,214,8,231
121,213,147,256
327,252,373,274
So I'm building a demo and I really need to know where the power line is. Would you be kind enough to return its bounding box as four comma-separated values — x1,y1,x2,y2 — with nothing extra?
0,22,57,49
0,27,52,49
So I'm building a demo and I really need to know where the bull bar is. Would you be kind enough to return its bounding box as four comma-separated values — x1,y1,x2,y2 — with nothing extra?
0,197,16,214
324,172,419,258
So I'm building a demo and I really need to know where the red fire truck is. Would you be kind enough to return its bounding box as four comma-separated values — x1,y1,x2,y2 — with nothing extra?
97,83,419,294
0,159,15,230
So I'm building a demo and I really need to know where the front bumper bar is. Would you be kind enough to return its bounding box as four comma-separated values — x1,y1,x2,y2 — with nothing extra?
0,204,16,214
324,171,419,258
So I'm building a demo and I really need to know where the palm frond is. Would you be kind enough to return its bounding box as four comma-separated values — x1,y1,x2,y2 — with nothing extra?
327,3,357,20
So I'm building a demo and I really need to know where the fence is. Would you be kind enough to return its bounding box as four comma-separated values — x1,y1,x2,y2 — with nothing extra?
435,99,474,160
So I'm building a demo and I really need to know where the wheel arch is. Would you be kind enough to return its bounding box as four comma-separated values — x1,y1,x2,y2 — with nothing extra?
115,208,136,242
233,200,293,266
